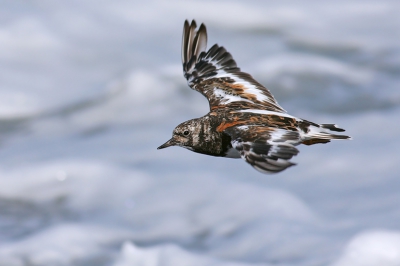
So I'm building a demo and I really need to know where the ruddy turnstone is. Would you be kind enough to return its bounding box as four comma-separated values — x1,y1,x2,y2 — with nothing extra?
158,20,350,174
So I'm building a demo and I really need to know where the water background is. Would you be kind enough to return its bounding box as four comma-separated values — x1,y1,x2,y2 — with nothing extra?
1,1,400,265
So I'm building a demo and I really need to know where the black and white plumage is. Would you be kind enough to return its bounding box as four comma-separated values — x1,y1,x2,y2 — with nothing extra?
158,20,350,174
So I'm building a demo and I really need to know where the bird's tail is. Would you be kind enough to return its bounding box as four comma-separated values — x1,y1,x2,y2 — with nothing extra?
299,121,351,145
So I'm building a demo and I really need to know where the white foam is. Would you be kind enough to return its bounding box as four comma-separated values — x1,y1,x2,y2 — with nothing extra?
331,230,400,266
0,224,135,266
113,242,263,266
256,53,372,85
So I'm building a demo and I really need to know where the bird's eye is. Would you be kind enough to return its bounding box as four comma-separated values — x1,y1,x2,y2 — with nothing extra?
183,130,189,136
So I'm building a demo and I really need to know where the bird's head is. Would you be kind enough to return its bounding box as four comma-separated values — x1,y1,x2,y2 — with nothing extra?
157,119,200,151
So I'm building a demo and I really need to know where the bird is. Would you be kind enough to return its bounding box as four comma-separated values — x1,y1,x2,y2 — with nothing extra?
158,20,350,174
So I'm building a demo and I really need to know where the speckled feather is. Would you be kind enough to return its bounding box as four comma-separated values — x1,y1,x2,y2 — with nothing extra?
158,20,350,174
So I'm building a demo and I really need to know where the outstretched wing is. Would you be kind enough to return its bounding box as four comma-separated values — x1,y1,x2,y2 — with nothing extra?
182,20,285,113
224,125,300,174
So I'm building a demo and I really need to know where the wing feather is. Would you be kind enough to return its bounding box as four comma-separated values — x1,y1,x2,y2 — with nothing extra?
182,20,285,113
182,20,189,65
226,125,300,174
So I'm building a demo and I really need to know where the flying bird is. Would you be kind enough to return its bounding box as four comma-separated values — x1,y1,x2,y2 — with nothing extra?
158,20,350,174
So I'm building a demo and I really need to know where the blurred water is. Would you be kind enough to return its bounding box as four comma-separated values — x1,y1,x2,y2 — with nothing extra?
0,1,400,265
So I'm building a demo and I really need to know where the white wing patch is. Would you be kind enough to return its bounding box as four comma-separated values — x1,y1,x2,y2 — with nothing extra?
238,109,296,119
213,88,254,105
209,71,273,104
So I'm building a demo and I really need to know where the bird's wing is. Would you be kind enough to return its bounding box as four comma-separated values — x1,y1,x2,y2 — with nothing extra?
182,20,285,113
224,125,300,174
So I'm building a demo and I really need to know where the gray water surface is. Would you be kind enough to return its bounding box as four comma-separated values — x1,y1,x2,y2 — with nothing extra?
0,1,400,266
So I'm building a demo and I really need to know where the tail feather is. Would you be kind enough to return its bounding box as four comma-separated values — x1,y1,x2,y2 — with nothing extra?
321,124,345,132
300,121,350,146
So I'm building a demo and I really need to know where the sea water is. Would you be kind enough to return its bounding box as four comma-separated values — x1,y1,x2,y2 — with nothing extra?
0,1,400,265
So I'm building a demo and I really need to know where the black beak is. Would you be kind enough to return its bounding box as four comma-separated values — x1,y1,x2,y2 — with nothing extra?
157,138,176,150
